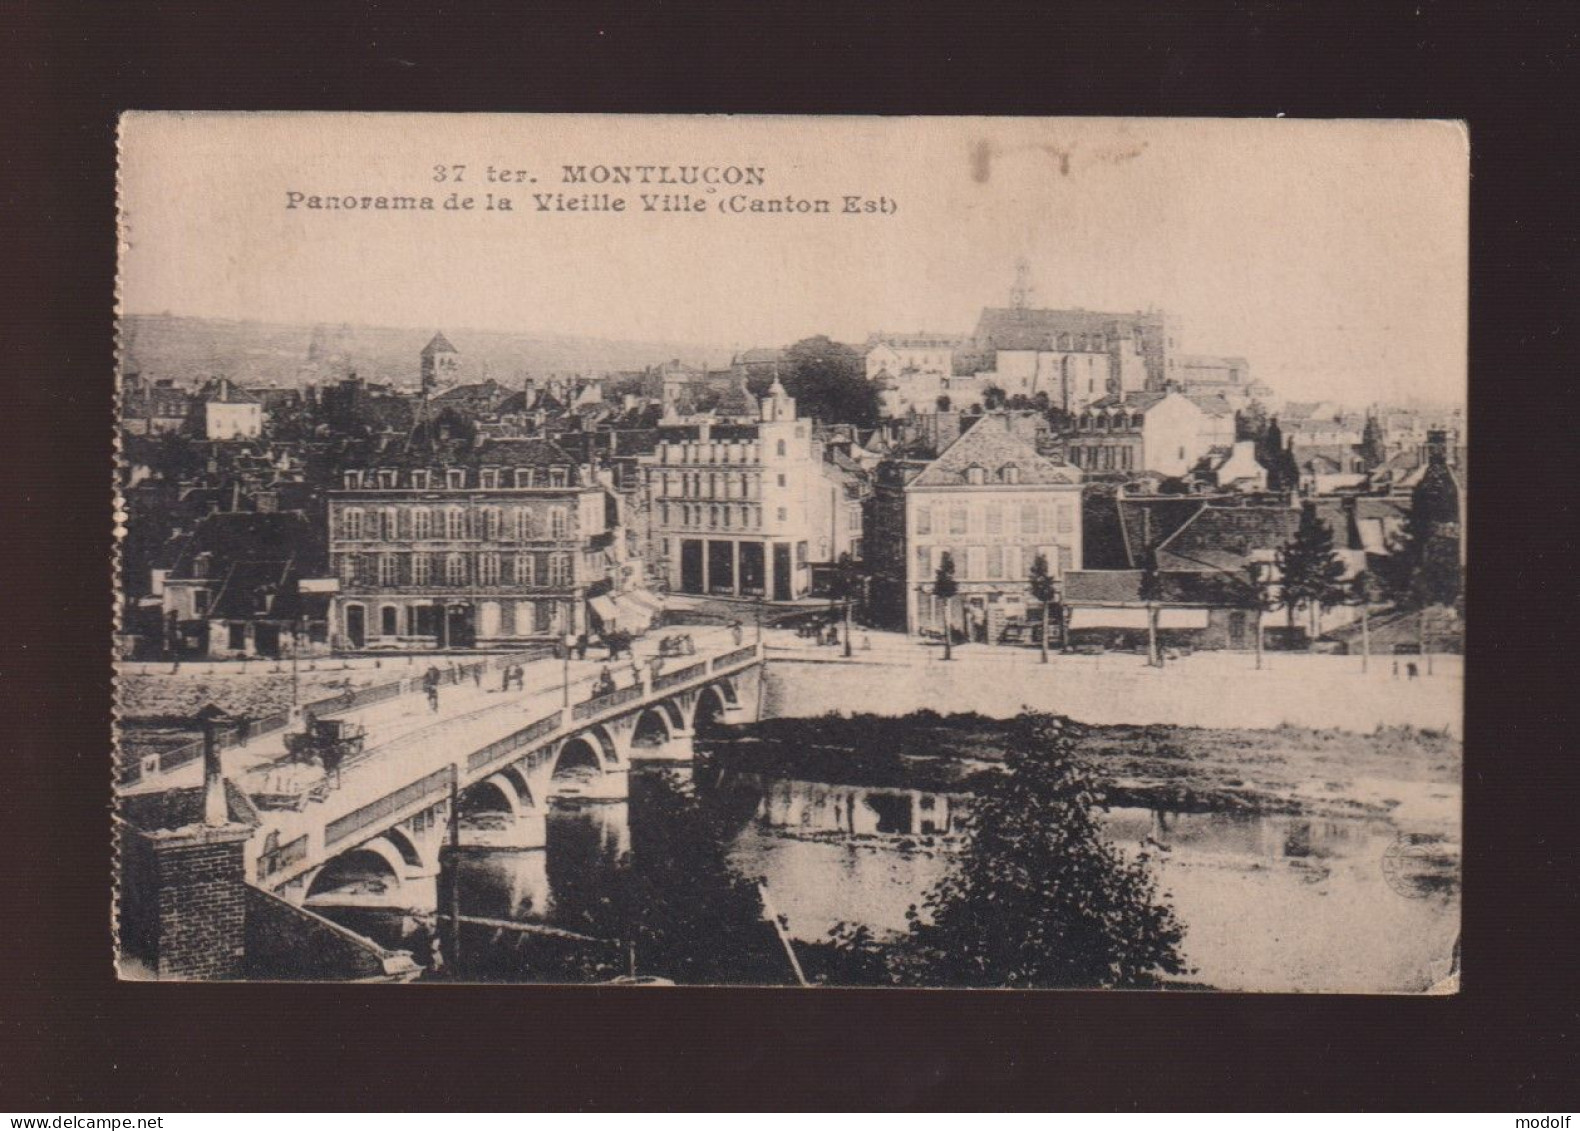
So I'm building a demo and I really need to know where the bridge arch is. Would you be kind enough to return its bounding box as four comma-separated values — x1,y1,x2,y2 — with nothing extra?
629,705,674,753
381,827,429,872
304,838,406,903
692,684,731,738
552,734,607,781
464,774,524,820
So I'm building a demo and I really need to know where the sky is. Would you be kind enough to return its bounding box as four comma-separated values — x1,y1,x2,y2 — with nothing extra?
120,114,1468,407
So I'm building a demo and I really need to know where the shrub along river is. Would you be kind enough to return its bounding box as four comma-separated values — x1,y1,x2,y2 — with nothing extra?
319,712,1461,992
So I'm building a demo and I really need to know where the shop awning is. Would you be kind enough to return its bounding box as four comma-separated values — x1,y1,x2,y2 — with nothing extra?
589,595,620,625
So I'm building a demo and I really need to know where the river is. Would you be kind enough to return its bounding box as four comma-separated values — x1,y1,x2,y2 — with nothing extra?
318,752,1459,992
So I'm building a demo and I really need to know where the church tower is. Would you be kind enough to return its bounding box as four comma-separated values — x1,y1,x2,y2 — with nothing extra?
760,374,797,423
420,331,461,392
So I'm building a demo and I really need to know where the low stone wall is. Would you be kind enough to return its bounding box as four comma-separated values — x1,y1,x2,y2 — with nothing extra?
761,650,1461,734
243,884,419,981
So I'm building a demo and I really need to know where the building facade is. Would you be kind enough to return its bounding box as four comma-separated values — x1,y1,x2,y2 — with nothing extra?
869,414,1084,641
326,438,614,650
643,379,856,601
199,378,264,440
1064,390,1212,478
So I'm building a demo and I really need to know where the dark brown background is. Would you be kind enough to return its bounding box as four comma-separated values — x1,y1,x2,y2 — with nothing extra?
3,0,1574,1111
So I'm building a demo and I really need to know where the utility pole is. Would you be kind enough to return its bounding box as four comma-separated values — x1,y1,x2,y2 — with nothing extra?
445,762,462,974
562,632,572,707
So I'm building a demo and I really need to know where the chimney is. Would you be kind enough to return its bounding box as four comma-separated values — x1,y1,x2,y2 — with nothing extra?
201,717,227,826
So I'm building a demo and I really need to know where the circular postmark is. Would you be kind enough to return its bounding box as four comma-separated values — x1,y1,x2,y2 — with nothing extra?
1381,831,1460,900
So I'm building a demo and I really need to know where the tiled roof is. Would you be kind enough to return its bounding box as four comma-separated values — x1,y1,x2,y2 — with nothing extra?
421,331,459,356
473,437,578,468
972,307,1124,351
200,378,260,404
1156,505,1300,572
208,558,296,619
1114,497,1209,568
120,780,260,833
1184,393,1234,417
910,414,1080,488
1064,569,1252,607
169,512,321,579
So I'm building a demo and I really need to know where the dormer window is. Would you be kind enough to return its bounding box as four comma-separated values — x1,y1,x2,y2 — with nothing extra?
965,465,986,485
378,469,398,488
515,467,533,488
411,470,430,490
446,469,466,489
480,469,499,489
1001,464,1020,484
548,467,567,488
343,471,361,489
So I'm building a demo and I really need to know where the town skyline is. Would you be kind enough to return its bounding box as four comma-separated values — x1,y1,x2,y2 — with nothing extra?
120,115,1467,410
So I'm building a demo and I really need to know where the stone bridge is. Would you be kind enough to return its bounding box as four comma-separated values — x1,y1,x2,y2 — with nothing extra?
248,640,764,913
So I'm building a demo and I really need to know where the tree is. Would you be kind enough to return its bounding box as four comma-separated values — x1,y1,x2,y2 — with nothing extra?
1027,552,1057,664
780,336,878,426
828,552,863,658
594,769,788,985
876,712,1188,988
1138,544,1165,667
1275,502,1349,646
933,552,958,661
982,385,1007,410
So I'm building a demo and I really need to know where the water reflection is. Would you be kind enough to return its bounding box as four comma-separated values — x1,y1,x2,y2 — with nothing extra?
314,757,1458,992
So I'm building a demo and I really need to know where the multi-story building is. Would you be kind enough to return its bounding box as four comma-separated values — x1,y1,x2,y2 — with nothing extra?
198,378,264,440
867,413,1084,641
325,437,615,650
1063,390,1216,478
643,379,859,601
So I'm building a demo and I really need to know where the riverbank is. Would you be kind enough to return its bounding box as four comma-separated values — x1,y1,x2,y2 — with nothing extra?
708,712,1460,823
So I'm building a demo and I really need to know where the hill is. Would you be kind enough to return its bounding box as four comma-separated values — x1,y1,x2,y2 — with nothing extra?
120,313,735,389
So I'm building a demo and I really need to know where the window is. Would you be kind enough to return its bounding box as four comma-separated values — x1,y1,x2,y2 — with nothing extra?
343,471,361,489
378,469,398,489
1057,545,1074,574
229,623,246,650
985,504,1003,535
481,469,499,489
445,553,467,586
796,542,808,567
721,506,731,529
987,545,1005,580
411,553,431,585
777,507,788,522
966,546,986,580
377,554,398,586
485,507,502,540
194,589,210,615
549,507,568,539
741,505,752,529
916,545,932,576
915,506,932,535
478,553,501,586
382,508,399,540
514,553,535,586
412,508,432,539
380,606,398,636
338,555,357,586
548,553,571,586
776,473,786,488
776,439,787,457
1020,503,1038,535
710,505,720,529
949,506,968,535
1040,504,1057,535
342,508,364,539
1001,464,1020,484
447,469,466,489
848,507,861,532
514,467,533,488
411,470,430,490
445,507,465,540
1057,504,1074,535
514,507,533,540
966,465,986,485
1006,544,1023,579
549,467,567,488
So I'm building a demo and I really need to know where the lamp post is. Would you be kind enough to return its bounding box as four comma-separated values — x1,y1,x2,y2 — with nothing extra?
562,631,573,707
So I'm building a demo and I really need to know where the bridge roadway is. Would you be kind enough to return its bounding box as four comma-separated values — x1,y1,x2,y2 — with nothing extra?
163,627,764,907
